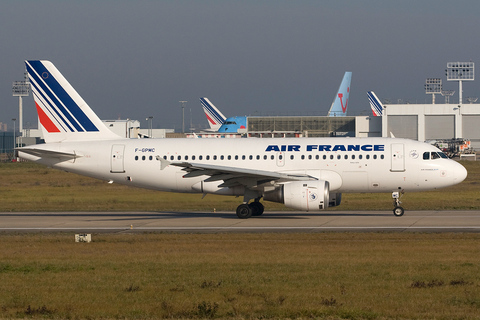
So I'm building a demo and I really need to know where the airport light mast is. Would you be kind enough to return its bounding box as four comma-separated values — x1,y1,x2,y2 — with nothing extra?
446,62,474,104
441,90,455,104
179,101,187,133
12,72,30,148
424,78,442,104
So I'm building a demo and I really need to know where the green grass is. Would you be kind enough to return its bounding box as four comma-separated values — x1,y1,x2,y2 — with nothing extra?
0,233,479,319
0,160,479,212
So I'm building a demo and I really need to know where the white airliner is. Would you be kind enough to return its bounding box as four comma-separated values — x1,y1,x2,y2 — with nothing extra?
19,61,467,219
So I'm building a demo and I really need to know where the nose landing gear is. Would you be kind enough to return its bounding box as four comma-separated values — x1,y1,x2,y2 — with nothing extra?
392,191,404,217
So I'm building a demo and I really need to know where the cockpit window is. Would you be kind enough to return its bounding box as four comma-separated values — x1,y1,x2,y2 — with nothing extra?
424,151,447,160
225,121,237,125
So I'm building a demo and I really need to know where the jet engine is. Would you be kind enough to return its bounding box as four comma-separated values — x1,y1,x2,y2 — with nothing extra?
263,180,330,211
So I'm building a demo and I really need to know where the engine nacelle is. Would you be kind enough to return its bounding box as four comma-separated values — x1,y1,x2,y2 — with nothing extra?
264,180,329,211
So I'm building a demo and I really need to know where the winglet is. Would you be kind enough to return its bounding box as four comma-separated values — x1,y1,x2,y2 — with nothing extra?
367,91,383,116
328,72,352,117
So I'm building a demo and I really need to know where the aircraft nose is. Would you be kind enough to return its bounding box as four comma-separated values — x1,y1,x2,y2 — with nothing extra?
453,161,468,184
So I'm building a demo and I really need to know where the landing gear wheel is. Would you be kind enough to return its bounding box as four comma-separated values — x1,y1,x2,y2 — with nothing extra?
249,202,264,216
236,204,252,219
393,206,404,217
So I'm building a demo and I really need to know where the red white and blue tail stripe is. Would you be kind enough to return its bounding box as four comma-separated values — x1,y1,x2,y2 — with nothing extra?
367,91,383,116
200,97,227,131
26,60,120,142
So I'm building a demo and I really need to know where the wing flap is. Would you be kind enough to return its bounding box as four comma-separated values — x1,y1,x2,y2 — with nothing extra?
163,161,316,185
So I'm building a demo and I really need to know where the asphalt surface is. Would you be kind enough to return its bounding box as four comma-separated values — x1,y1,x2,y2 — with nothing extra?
2,210,480,233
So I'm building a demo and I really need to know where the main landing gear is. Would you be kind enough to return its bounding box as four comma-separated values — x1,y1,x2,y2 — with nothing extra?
236,199,264,219
392,191,404,217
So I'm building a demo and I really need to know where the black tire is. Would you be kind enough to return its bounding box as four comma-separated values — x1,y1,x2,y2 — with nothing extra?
393,206,404,217
249,202,265,216
236,204,252,219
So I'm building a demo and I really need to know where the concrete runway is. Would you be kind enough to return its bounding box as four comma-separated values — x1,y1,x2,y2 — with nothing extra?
2,210,480,233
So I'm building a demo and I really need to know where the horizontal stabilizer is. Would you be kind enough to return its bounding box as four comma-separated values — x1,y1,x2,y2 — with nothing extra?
18,147,79,159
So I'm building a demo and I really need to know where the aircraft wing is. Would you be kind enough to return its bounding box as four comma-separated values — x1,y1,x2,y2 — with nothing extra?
17,147,79,160
157,157,317,188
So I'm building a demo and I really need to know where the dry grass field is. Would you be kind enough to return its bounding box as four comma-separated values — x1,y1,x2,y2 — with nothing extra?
1,161,480,319
1,233,480,319
0,160,479,212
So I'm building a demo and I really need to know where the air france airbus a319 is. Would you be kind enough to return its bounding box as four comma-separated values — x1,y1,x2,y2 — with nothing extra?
18,60,467,219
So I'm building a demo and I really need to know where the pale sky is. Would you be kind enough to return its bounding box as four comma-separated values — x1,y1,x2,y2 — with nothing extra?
1,0,480,131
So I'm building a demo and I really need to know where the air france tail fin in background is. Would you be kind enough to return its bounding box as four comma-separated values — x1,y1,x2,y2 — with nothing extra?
200,97,227,131
327,72,352,117
367,91,383,116
26,60,121,143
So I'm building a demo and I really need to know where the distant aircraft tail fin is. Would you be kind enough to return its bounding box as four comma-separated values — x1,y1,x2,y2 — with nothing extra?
367,91,383,116
328,72,352,117
26,60,121,143
200,97,227,131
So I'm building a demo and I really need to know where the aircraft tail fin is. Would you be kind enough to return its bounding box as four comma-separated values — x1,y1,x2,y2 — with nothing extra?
328,72,352,117
200,97,226,131
367,91,383,116
25,60,121,143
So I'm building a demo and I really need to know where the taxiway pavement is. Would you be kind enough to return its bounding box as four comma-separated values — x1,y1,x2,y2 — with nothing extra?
1,210,480,233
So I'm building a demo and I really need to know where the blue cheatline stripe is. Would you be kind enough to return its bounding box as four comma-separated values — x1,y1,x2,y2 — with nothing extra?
32,89,68,132
200,98,225,124
28,67,74,132
27,61,99,132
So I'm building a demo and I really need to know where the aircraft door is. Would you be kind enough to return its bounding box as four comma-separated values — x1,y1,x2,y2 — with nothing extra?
276,152,285,167
111,144,125,173
391,143,405,172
